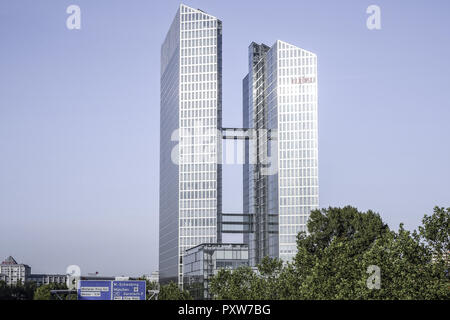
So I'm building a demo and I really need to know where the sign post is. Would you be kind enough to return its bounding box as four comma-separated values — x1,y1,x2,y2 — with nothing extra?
77,280,146,300
112,281,146,300
77,280,112,300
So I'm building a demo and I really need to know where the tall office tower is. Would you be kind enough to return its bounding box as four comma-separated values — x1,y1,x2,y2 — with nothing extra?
160,4,222,285
243,41,319,265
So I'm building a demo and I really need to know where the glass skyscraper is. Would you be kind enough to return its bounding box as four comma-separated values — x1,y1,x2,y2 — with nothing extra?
243,41,319,264
160,4,222,285
160,4,319,288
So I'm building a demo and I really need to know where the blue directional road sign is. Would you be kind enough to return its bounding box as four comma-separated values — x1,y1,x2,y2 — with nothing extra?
112,281,146,300
77,280,112,300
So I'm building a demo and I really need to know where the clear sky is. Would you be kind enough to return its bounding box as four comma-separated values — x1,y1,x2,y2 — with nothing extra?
0,0,449,276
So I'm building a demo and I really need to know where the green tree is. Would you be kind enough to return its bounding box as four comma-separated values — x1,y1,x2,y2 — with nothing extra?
209,206,450,300
419,207,449,259
210,256,289,300
418,207,450,296
359,225,449,299
0,280,37,300
290,206,390,299
33,283,67,300
210,266,258,299
159,282,192,300
0,281,12,300
293,206,448,299
16,281,37,300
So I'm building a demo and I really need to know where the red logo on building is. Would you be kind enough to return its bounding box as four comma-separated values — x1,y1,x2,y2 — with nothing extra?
291,77,316,85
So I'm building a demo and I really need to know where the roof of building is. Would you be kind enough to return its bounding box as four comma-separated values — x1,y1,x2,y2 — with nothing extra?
1,256,18,265
1,256,31,269
29,274,67,278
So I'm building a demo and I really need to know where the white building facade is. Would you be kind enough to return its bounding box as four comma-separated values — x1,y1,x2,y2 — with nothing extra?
244,41,319,264
160,4,222,285
0,256,31,286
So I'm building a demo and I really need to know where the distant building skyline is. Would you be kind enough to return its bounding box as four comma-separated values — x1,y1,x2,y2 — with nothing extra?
0,256,66,287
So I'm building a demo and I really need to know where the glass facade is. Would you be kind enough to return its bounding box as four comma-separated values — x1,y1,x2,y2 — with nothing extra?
183,243,249,299
244,41,319,264
160,4,222,285
161,5,319,285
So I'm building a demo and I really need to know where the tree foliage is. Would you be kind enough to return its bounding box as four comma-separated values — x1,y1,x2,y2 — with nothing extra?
209,206,450,300
419,207,449,258
210,256,287,300
159,281,192,300
0,281,36,300
33,283,68,300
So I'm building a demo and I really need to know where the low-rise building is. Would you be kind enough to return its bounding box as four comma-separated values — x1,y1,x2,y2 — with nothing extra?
28,274,67,286
0,256,31,286
183,243,249,300
1,256,68,287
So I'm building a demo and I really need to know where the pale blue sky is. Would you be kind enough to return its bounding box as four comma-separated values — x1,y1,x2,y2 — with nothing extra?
0,0,449,276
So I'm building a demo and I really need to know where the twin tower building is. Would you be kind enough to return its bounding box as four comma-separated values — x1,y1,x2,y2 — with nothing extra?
159,4,319,293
